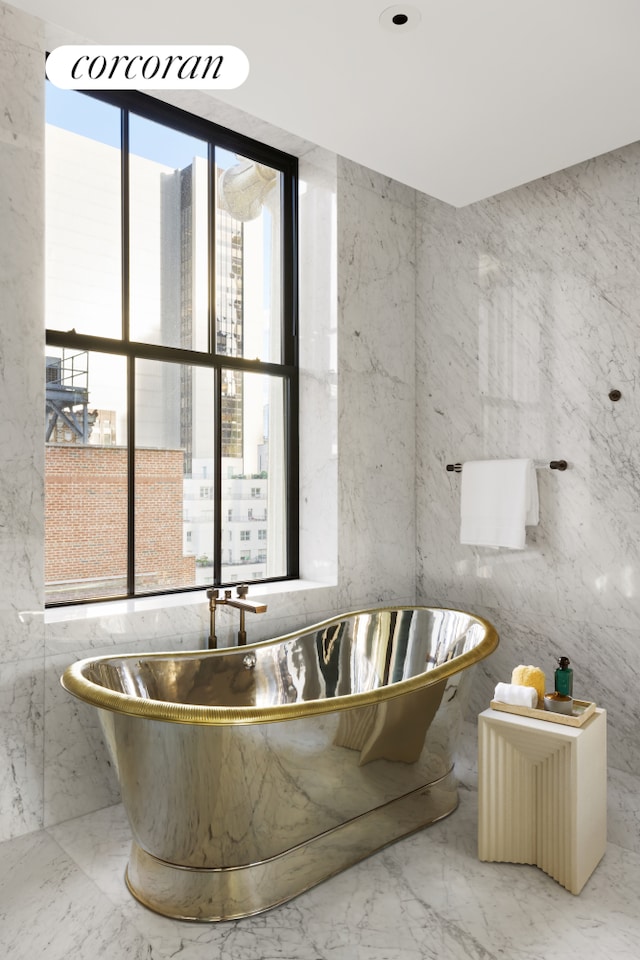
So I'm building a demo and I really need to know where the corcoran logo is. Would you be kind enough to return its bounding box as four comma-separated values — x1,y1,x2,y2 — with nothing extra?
46,45,250,90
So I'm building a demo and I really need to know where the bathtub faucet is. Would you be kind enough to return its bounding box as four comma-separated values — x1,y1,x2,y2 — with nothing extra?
206,584,267,648
226,583,268,645
206,588,222,649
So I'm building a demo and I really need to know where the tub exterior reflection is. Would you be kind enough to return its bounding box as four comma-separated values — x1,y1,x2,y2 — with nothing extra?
62,606,498,920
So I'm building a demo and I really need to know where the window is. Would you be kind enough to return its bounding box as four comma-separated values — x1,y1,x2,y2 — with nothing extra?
44,84,298,605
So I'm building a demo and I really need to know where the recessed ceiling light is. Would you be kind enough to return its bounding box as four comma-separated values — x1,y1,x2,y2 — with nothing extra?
379,5,422,32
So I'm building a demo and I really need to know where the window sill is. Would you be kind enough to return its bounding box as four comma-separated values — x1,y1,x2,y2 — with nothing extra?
43,579,332,625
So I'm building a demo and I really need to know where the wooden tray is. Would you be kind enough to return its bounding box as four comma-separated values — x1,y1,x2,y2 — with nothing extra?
489,698,596,727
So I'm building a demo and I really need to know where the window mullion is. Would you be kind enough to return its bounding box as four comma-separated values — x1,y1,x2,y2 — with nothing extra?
213,365,222,585
209,141,223,586
121,107,130,342
208,141,216,358
122,108,136,597
127,356,136,597
286,371,300,579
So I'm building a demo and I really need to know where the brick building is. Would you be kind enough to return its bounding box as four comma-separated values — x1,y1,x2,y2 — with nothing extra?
45,445,195,601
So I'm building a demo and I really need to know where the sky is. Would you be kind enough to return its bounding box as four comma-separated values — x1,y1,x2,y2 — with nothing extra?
45,81,236,170
45,80,273,314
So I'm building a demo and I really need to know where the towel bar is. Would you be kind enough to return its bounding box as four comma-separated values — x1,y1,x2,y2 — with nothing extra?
446,460,567,473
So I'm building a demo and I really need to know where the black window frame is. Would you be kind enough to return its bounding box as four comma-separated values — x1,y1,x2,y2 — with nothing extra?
45,86,299,607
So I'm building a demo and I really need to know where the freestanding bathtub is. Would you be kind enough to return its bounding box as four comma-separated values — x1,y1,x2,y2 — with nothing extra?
61,605,498,921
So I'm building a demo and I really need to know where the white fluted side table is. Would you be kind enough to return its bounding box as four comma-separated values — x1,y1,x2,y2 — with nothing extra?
478,706,606,894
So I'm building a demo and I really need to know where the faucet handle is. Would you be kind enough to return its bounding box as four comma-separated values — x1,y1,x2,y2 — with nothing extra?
206,588,219,600
237,583,249,598
224,589,232,600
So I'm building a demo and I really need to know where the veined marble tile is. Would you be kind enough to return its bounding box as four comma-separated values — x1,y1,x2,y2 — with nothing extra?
337,375,415,596
382,810,640,960
449,603,640,782
49,804,498,960
44,651,121,826
0,457,44,667
44,582,342,657
337,165,416,609
0,0,46,846
338,181,416,382
45,600,208,657
337,155,416,210
0,12,45,650
416,332,640,630
10,760,640,960
0,828,151,960
50,804,322,960
607,765,640,856
0,0,45,54
49,802,133,906
0,656,43,842
0,38,42,155
0,603,44,664
298,147,338,586
416,141,640,780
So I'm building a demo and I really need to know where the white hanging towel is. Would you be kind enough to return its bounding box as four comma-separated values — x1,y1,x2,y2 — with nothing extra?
459,459,539,549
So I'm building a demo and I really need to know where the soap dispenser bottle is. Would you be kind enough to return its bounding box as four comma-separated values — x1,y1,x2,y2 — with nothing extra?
554,656,573,697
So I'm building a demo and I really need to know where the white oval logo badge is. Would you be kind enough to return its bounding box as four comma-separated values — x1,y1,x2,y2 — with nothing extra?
46,45,250,90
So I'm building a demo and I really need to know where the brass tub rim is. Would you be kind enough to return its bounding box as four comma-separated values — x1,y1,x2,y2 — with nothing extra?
60,604,498,726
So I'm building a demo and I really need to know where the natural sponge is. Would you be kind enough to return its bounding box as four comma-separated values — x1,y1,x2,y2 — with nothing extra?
511,664,546,706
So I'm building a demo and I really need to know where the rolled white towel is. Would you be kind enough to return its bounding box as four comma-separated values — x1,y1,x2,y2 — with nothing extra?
493,682,537,709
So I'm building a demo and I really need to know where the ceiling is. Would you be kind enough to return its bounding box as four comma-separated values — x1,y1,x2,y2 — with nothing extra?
11,0,640,206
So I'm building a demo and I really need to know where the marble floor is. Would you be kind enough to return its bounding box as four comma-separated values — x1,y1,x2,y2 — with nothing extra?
2,724,639,960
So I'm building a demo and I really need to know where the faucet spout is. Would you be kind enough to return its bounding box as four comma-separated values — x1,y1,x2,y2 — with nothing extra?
226,597,268,615
226,584,267,645
206,584,267,647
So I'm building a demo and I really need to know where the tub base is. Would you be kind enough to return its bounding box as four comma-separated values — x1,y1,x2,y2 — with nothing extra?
125,769,458,921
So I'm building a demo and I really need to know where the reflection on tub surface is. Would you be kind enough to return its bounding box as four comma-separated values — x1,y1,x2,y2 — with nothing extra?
62,605,498,921
334,679,447,764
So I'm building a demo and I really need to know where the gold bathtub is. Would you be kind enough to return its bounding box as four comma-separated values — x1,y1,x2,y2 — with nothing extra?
61,605,498,921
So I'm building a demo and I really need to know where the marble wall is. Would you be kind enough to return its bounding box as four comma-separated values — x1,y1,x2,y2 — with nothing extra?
0,0,45,842
416,149,640,775
0,3,416,840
